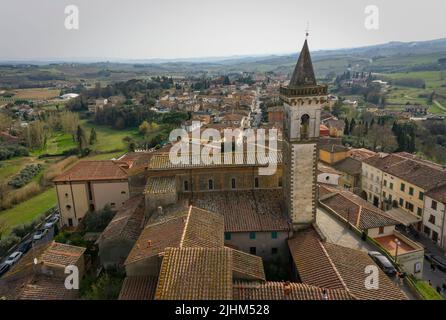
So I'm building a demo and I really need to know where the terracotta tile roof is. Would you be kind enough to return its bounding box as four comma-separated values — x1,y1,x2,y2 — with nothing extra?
118,276,158,300
98,195,145,244
125,206,224,265
231,249,265,281
125,215,186,265
181,206,225,248
426,184,446,204
233,281,353,300
332,157,362,175
289,227,407,300
39,242,86,267
186,190,289,232
53,160,128,182
145,176,177,194
18,274,78,300
320,188,399,230
364,153,446,190
323,243,407,300
288,228,346,290
155,247,233,300
350,148,376,161
147,151,282,170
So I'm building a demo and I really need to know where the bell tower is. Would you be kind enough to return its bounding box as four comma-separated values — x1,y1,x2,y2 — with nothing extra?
281,38,327,230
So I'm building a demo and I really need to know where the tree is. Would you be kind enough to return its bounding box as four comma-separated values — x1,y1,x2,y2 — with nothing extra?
344,118,350,135
89,128,97,145
76,125,88,154
349,118,356,134
138,121,150,135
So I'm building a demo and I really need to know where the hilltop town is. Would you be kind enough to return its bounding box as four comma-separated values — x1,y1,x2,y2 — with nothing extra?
1,35,446,301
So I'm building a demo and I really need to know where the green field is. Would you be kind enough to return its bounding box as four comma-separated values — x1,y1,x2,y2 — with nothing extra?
0,158,29,181
0,188,57,238
82,121,139,153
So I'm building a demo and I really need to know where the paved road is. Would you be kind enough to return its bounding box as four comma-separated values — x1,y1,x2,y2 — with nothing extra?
316,208,417,300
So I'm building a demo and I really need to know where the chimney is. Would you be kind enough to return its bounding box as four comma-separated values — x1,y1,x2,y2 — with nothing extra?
322,289,329,300
157,206,163,216
283,281,291,296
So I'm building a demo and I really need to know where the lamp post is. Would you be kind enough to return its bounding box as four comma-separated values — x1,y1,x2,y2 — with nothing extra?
394,238,401,263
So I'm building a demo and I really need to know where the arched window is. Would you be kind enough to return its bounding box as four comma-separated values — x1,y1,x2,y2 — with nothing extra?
300,114,310,139
231,178,236,189
208,179,214,190
184,180,189,191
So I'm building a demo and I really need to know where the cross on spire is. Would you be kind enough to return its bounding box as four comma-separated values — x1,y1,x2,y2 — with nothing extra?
305,22,310,39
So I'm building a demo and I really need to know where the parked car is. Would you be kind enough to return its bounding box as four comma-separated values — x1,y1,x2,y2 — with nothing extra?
0,263,10,276
17,240,33,254
33,229,49,241
4,251,23,266
44,216,59,229
368,251,397,276
429,255,446,272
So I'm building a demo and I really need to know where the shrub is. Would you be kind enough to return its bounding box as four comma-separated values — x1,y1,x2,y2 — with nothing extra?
0,144,29,161
8,164,43,189
0,234,21,257
83,205,116,233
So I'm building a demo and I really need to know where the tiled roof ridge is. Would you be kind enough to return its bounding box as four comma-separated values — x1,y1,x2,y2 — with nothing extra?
356,206,362,228
179,206,193,248
335,191,399,226
317,241,350,295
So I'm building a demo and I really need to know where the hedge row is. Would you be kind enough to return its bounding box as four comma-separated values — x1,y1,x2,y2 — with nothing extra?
8,164,43,189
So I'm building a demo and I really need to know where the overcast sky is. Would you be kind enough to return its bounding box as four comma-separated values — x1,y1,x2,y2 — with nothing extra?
1,0,445,61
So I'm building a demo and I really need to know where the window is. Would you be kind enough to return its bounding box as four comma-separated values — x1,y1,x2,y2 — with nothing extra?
121,191,126,194
249,232,256,240
409,187,414,196
231,178,236,189
184,180,189,191
111,202,116,207
68,218,73,227
208,179,214,190
399,198,404,207
405,202,414,212
225,232,231,241
271,248,278,255
424,226,431,236
383,191,386,198
384,180,387,187
400,183,405,192
389,183,394,190
66,205,71,210
254,177,259,188
419,192,424,201
432,231,439,242
64,193,69,197
379,226,385,235
389,194,393,202
271,231,278,239
300,114,310,139
250,247,257,255
278,177,283,187
432,200,438,210
428,215,436,225
417,208,422,216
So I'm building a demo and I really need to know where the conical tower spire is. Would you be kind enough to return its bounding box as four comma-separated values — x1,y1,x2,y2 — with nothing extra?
288,39,316,87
